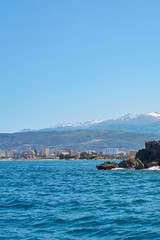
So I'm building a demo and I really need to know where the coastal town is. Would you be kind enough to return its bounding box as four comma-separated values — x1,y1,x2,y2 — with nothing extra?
0,147,137,160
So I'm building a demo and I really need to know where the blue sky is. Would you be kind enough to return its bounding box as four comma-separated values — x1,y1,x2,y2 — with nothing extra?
1,0,160,132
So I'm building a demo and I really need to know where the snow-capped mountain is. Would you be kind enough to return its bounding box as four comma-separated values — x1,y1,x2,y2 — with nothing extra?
119,112,160,122
20,112,160,133
109,112,160,125
119,113,136,121
47,112,160,132
51,120,105,129
38,120,105,131
147,112,160,118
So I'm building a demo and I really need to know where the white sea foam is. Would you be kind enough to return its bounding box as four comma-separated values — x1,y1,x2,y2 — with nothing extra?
111,166,160,171
145,166,160,171
111,167,124,170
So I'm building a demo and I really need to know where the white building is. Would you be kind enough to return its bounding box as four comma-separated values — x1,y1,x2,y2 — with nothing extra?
48,150,56,159
102,147,119,156
61,151,70,156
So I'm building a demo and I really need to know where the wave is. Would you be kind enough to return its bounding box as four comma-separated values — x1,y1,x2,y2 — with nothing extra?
145,166,160,171
111,166,160,171
111,167,124,170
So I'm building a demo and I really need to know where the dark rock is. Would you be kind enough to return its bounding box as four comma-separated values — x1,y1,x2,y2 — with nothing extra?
145,141,160,157
135,159,145,170
96,161,118,170
118,159,143,169
146,161,159,168
135,148,150,163
118,159,144,169
136,141,160,168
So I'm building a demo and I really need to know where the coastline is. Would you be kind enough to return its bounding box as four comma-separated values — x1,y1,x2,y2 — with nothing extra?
0,158,117,162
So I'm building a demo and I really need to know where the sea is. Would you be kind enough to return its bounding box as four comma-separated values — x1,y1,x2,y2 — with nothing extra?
1,159,160,240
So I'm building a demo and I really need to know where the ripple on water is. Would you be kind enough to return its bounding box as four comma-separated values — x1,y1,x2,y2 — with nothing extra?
0,160,160,240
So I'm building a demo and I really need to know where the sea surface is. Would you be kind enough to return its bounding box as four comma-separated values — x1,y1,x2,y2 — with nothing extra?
1,160,160,240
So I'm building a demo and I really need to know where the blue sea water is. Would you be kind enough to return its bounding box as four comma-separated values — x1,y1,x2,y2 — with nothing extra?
1,160,160,240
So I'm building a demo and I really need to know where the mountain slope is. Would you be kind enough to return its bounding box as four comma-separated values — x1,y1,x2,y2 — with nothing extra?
1,130,160,152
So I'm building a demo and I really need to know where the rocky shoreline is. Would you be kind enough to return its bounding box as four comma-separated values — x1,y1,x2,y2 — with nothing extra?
96,141,160,170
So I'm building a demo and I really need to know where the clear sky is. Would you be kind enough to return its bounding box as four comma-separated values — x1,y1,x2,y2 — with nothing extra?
1,0,160,132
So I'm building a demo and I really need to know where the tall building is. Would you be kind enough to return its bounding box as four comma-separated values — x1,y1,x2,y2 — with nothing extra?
40,148,49,157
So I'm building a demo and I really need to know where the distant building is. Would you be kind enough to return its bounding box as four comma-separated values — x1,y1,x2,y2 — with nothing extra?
118,151,127,157
102,147,119,156
24,148,36,159
48,150,56,159
6,149,17,158
99,151,103,156
127,150,137,159
0,150,6,158
54,150,62,157
84,150,95,155
40,148,49,157
61,151,70,156
63,149,73,156
74,151,81,158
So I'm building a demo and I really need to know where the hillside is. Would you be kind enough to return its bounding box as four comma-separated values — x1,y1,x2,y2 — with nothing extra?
1,130,160,152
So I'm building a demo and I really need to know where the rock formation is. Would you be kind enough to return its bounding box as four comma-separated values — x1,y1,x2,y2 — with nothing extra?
96,141,160,170
118,159,144,169
96,161,118,170
136,141,160,168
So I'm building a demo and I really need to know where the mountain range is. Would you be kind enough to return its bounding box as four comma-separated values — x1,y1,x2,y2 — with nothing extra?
21,112,160,134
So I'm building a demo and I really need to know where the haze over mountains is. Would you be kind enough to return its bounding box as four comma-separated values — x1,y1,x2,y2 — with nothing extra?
21,112,160,134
